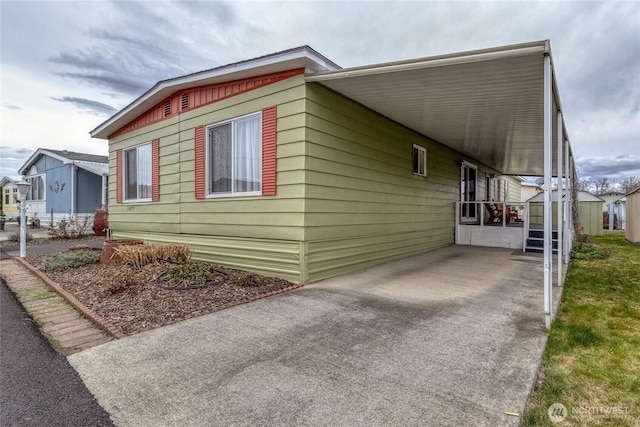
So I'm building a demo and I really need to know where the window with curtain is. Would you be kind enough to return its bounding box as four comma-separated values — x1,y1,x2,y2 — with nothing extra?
124,143,152,201
207,113,261,196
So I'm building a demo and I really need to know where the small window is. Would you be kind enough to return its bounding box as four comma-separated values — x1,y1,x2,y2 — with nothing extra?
124,143,152,201
207,113,261,196
164,101,171,117
412,144,426,176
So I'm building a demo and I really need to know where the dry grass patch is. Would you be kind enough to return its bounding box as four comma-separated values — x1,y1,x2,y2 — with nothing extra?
115,243,191,267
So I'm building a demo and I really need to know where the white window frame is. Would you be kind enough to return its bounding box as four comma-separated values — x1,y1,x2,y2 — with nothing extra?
460,161,478,222
26,174,45,202
123,142,152,202
412,144,427,177
205,112,262,198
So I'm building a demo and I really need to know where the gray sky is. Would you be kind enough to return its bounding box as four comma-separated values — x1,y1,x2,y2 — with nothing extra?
1,1,639,181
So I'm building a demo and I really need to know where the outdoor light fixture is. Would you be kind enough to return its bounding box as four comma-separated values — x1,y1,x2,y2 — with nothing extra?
15,179,30,258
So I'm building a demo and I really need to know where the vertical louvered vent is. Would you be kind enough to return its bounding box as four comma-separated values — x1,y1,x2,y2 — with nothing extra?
181,93,189,110
164,101,171,117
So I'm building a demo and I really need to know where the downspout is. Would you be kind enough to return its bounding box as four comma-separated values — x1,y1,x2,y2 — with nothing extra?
543,53,553,329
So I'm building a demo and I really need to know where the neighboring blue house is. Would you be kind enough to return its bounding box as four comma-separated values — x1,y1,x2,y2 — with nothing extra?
17,148,108,226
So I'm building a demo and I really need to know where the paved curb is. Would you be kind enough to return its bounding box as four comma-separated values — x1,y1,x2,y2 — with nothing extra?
1,259,117,355
13,257,125,339
5,255,304,340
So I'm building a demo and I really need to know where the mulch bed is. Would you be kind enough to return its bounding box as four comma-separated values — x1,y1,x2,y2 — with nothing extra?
26,249,298,336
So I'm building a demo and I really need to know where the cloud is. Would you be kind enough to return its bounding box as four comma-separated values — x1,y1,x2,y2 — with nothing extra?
3,103,21,110
0,147,34,178
53,70,151,97
51,96,117,116
49,47,183,96
576,156,640,179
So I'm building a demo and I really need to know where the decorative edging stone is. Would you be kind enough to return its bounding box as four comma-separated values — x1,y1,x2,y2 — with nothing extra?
142,283,306,331
13,257,304,337
14,257,125,339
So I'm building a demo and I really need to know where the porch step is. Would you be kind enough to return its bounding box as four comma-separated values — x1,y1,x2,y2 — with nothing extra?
526,237,558,249
525,246,558,255
525,228,559,254
528,230,558,240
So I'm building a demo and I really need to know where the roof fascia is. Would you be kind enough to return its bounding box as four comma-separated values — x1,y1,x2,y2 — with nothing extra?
91,46,339,139
306,40,548,82
627,185,640,196
546,41,571,148
0,176,17,186
73,161,109,176
18,149,73,175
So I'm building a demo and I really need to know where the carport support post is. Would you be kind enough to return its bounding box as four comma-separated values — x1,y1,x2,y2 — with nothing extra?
564,142,571,264
543,54,553,329
557,113,563,288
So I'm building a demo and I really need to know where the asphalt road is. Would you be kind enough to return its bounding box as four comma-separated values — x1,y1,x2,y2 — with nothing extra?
0,278,113,427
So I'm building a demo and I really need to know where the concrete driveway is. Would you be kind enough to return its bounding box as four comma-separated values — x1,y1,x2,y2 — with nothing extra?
68,245,562,426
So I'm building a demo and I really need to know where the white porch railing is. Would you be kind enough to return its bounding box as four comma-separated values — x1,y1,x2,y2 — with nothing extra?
455,201,526,249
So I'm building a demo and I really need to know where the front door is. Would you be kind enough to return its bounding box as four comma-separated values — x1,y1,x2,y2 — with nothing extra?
460,162,477,222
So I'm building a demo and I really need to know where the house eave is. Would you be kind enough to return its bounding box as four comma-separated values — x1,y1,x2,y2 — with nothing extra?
90,46,340,140
18,148,108,176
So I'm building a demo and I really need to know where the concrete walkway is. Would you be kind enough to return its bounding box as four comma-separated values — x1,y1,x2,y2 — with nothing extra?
0,220,52,242
0,259,114,355
68,245,565,427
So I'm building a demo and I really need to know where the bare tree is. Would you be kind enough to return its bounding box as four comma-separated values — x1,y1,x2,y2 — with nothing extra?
619,176,640,193
576,178,593,192
593,177,612,195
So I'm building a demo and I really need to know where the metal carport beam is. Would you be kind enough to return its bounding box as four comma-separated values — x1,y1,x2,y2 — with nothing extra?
564,141,571,264
557,112,563,288
543,53,553,330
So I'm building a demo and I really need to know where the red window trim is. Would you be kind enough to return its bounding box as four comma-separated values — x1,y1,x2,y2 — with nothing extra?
194,126,205,200
193,106,277,199
152,139,160,202
261,106,277,196
116,149,122,204
115,141,160,203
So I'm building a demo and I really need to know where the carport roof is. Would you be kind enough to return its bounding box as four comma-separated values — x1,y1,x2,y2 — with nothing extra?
306,40,571,176
91,41,572,177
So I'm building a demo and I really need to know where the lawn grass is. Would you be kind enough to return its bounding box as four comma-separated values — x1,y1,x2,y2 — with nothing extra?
523,231,639,426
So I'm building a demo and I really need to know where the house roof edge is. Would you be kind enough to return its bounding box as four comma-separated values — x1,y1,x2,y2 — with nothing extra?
90,46,340,140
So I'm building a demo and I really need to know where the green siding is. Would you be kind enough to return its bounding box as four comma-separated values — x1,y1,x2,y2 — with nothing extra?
107,76,308,281
110,230,302,282
107,76,515,284
303,84,464,282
